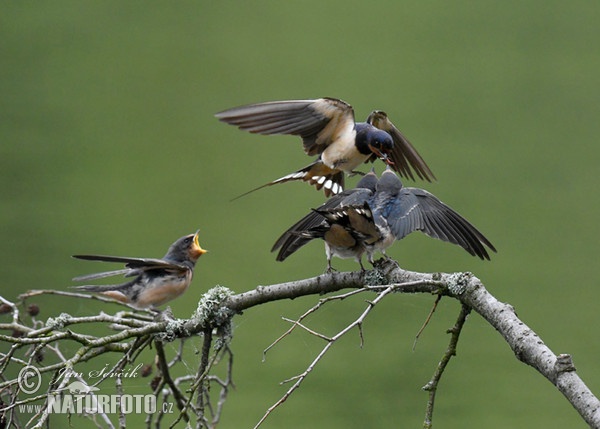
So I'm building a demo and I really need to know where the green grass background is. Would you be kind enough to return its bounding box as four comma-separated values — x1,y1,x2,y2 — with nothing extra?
1,1,599,428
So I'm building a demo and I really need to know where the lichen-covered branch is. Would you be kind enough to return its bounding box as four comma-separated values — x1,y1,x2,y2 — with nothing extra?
0,260,598,428
0,286,236,428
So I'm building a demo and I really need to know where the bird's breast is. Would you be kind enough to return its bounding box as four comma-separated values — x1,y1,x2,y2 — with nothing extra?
134,270,193,308
320,129,366,172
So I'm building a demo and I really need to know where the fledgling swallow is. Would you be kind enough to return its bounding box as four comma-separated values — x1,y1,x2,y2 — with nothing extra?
274,168,496,272
296,203,380,272
215,97,435,197
271,170,379,271
71,231,207,309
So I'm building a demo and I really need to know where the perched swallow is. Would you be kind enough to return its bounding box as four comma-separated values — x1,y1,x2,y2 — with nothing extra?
296,203,380,272
215,97,435,197
274,168,496,271
272,170,379,271
71,231,207,308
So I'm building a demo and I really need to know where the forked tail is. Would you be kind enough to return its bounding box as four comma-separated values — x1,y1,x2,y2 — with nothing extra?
231,161,345,201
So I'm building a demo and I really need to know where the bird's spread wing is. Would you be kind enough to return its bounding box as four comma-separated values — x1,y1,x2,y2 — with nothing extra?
72,255,187,271
215,98,356,156
366,111,436,182
382,188,496,260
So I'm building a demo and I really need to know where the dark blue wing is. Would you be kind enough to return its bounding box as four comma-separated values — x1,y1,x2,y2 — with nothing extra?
378,188,496,260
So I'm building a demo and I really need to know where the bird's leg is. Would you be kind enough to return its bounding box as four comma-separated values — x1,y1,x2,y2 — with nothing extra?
349,170,366,177
324,259,338,274
367,251,376,266
324,244,337,274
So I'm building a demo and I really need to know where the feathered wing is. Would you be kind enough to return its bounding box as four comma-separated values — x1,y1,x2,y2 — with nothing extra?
215,98,356,156
71,254,188,286
72,254,187,271
366,110,436,182
382,188,496,260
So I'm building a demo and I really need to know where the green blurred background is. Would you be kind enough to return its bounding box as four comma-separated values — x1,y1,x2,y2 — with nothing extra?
2,1,599,428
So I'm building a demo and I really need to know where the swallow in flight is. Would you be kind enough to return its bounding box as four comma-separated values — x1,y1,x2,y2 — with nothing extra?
274,168,495,272
72,231,207,308
215,97,435,197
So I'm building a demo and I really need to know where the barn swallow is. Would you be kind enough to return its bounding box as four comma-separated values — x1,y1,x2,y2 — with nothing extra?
71,231,207,309
274,168,495,271
272,169,379,271
295,203,380,272
215,97,435,197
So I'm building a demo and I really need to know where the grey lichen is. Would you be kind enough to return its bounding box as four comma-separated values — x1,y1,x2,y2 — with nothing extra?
152,287,235,342
45,313,72,330
364,268,387,286
446,272,472,296
161,318,188,342
193,285,235,329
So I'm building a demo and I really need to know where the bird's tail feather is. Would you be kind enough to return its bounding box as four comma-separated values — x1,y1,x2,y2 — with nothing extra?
70,282,131,293
231,161,345,201
72,269,132,282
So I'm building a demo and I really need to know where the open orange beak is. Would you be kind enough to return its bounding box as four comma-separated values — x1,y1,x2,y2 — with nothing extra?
192,230,208,257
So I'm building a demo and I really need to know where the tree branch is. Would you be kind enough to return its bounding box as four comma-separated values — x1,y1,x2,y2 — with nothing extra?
1,259,598,428
379,261,600,427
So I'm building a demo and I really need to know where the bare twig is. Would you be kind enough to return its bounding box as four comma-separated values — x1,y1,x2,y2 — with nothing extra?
254,282,433,429
413,294,443,351
422,303,471,428
115,375,126,429
195,328,213,426
154,339,190,423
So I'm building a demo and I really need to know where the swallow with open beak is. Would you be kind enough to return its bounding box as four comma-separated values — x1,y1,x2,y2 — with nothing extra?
215,97,435,197
71,231,207,308
274,168,496,272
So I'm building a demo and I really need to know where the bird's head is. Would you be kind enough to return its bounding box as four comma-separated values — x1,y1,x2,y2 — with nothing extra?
355,168,379,191
167,231,208,264
376,166,403,194
367,130,394,166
